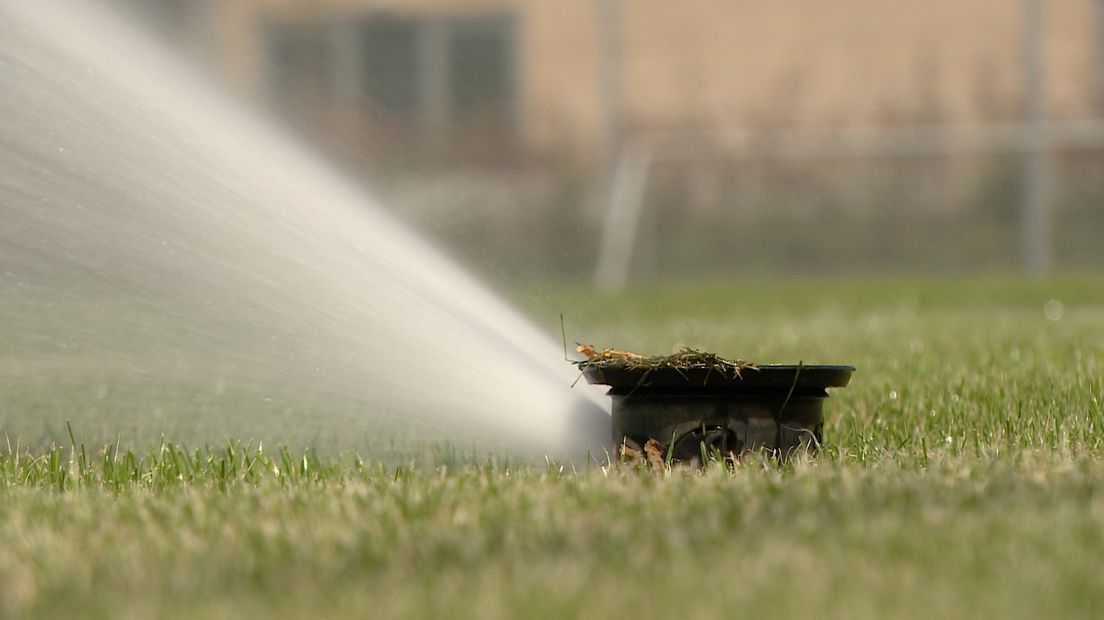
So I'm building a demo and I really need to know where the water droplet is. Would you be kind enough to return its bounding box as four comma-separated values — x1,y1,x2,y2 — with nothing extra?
1044,299,1065,321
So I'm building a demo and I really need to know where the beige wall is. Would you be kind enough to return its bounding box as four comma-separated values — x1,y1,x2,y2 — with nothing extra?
212,0,1102,160
621,1,1098,130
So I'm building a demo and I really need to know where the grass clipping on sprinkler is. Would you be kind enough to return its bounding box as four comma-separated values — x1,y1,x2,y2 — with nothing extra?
574,344,755,379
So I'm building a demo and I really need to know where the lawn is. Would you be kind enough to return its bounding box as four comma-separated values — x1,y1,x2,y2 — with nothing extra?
2,275,1103,618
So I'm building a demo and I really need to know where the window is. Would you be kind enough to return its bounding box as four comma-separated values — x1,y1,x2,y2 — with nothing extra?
358,13,517,134
448,17,515,123
263,11,519,158
361,18,419,116
265,21,334,104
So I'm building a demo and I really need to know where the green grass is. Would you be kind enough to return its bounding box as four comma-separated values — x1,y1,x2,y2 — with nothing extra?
3,275,1104,618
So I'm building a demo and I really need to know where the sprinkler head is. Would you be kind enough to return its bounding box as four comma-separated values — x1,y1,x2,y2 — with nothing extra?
581,363,854,466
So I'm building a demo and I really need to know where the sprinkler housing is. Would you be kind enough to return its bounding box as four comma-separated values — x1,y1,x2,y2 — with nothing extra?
581,364,853,465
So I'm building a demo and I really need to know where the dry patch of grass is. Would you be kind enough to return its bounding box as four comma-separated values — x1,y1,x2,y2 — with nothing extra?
574,343,753,378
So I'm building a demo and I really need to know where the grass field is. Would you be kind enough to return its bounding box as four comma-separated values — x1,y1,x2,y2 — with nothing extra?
2,275,1103,618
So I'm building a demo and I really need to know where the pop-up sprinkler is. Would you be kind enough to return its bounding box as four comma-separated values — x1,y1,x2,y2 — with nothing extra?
574,346,853,466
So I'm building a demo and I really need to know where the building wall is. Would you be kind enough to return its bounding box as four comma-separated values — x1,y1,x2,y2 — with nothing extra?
210,0,1102,162
621,1,1099,131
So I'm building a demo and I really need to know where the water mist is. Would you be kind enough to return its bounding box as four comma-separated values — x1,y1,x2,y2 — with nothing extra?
0,3,608,458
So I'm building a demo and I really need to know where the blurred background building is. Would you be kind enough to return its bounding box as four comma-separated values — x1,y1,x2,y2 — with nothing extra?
113,0,1104,284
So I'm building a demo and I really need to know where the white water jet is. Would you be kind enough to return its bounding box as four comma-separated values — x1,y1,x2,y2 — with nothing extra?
0,3,608,457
